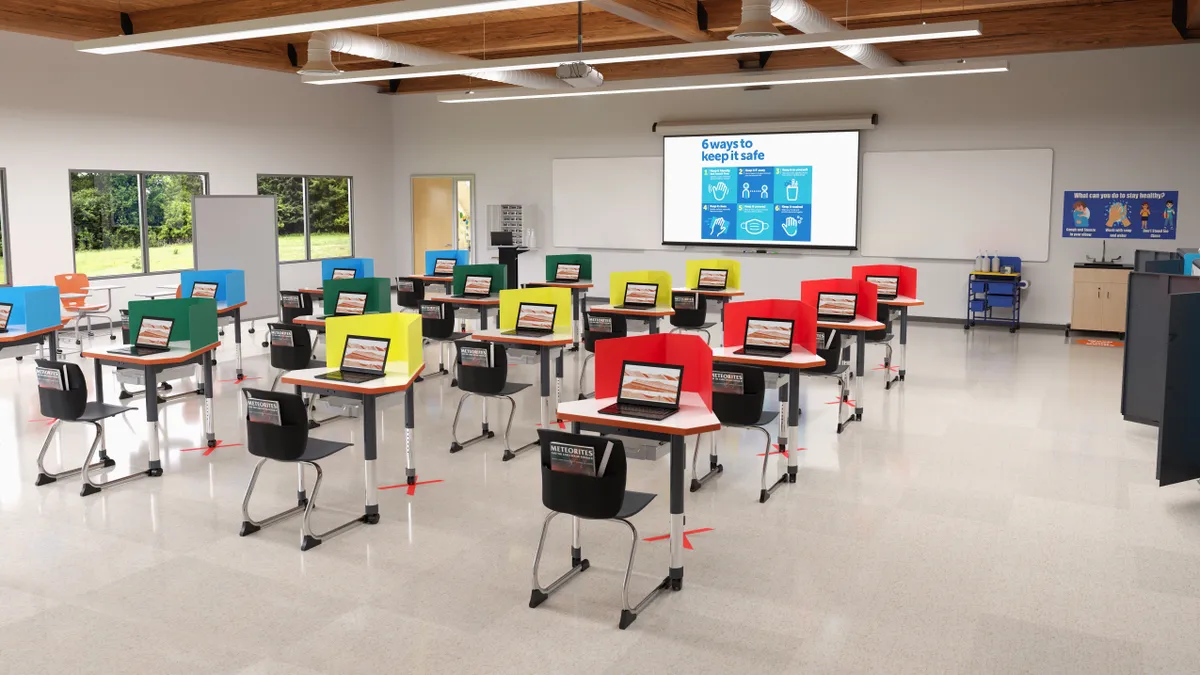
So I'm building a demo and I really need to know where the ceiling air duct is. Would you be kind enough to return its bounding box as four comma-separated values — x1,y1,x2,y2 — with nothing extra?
770,0,900,68
729,0,783,40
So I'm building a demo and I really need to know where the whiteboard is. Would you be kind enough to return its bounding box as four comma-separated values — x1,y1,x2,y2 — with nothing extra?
192,195,279,320
552,157,663,250
860,149,1053,262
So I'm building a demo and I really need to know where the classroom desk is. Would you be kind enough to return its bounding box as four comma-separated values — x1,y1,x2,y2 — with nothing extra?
879,295,924,387
217,301,248,380
136,290,177,299
587,304,675,335
410,274,455,294
80,340,218,495
426,294,502,330
557,393,720,605
671,287,745,325
816,316,886,428
472,329,573,456
0,324,62,361
298,287,324,299
293,314,328,330
282,364,423,524
525,281,593,350
710,345,825,501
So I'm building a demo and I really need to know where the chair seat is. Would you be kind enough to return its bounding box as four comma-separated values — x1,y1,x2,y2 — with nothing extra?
717,409,779,428
616,490,656,519
672,322,716,330
865,331,895,343
65,305,106,313
76,402,135,422
497,382,533,396
429,332,471,343
296,437,354,462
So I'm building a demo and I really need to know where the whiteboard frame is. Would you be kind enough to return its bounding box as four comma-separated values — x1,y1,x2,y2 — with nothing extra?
552,156,664,251
192,195,280,321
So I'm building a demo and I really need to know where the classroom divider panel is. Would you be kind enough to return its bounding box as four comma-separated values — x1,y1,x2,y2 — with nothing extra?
322,258,374,281
425,250,470,276
1121,272,1200,426
608,271,672,307
800,278,879,320
544,254,593,281
1134,249,1180,272
722,299,818,354
851,264,918,298
127,298,219,350
452,264,507,296
685,259,741,289
192,195,278,322
1156,291,1200,486
499,287,572,331
322,278,391,315
593,333,713,409
180,269,246,305
324,313,423,371
0,286,61,331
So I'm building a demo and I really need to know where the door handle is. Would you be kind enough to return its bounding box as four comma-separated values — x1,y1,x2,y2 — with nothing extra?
1107,291,1110,299
1097,288,1100,298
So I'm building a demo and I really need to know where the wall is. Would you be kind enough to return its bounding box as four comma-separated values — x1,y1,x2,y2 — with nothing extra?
0,30,395,320
391,44,1200,324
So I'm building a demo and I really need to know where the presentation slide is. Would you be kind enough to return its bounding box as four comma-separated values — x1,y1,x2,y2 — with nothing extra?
662,131,860,249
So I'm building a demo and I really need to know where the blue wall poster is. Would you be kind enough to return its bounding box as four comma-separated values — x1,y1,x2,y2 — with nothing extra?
700,165,813,242
1063,190,1178,239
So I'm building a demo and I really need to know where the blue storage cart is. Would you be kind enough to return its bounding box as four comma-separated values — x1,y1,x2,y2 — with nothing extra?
966,256,1022,333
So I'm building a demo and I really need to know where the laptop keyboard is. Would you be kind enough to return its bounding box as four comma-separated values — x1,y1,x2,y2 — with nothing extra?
603,403,675,420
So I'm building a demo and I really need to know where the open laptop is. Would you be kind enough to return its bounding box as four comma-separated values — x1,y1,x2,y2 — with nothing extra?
333,290,368,316
191,281,218,299
502,302,557,337
0,302,11,333
598,360,684,421
817,292,858,323
734,317,795,358
433,258,457,276
866,275,899,300
454,274,494,299
554,263,581,282
315,335,390,384
617,282,658,310
693,268,729,291
331,268,357,280
109,316,174,356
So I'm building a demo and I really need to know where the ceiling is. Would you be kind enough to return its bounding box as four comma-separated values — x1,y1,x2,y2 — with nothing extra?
2,0,1192,94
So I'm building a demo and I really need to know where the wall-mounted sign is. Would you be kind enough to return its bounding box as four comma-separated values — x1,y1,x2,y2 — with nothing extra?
1063,190,1178,239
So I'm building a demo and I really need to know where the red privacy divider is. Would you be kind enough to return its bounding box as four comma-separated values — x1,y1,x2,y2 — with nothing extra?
801,278,878,320
595,334,713,409
851,264,918,299
722,299,817,354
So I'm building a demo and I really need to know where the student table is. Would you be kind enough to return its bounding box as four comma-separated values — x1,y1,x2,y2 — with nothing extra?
136,290,178,299
587,304,675,335
81,341,218,494
878,295,924,386
710,346,825,501
282,364,423,522
0,324,62,361
218,301,248,380
426,294,503,330
525,281,592,350
671,287,745,326
472,329,573,449
410,274,455,295
816,316,886,428
557,392,720,597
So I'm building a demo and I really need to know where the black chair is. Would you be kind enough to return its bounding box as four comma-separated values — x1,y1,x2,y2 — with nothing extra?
578,311,628,399
421,301,469,382
668,291,716,344
810,328,853,434
529,429,662,630
32,359,134,495
239,389,361,551
268,290,315,348
266,323,323,391
694,364,782,503
865,303,898,389
449,341,533,461
395,276,425,312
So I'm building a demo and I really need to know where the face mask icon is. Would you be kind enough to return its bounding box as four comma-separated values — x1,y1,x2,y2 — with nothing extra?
782,215,802,237
708,182,729,202
741,218,769,235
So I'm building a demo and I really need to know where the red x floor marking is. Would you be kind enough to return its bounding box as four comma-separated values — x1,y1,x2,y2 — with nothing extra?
825,398,857,406
219,376,261,384
181,440,241,457
758,444,804,458
378,477,444,496
643,527,714,550
872,364,899,372
28,417,57,426
537,421,567,429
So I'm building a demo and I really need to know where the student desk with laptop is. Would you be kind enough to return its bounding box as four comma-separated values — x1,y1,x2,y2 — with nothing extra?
0,287,66,361
802,279,885,428
555,333,719,607
412,255,460,292
526,260,593,350
589,277,675,335
675,264,745,324
852,265,922,388
426,266,506,330
180,270,251,380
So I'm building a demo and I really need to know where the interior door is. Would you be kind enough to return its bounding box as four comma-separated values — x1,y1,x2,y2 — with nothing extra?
1157,291,1200,485
412,177,455,272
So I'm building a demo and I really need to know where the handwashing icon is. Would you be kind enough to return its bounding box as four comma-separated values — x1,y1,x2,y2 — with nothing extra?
785,179,799,202
709,217,729,237
708,182,729,202
782,216,802,237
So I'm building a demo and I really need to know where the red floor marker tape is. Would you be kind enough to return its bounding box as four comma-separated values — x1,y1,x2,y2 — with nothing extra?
28,417,57,426
872,364,899,372
378,477,444,496
825,398,857,406
757,444,803,458
181,440,241,457
218,376,261,384
536,421,567,430
643,527,713,550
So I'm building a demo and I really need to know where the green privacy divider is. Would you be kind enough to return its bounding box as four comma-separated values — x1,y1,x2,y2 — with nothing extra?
127,298,218,349
545,254,592,281
452,264,507,296
322,278,391,315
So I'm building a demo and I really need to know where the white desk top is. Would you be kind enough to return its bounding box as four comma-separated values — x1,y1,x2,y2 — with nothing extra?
157,284,179,291
427,294,502,306
472,329,574,347
137,290,178,299
879,295,925,307
671,287,745,298
411,275,454,283
281,363,423,395
85,284,124,292
588,304,675,317
556,391,720,436
711,345,826,369
527,280,594,289
816,316,887,331
0,324,62,343
83,340,218,366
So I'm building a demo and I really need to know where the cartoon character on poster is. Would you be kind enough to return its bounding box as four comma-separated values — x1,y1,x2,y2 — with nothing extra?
1106,201,1130,229
1164,200,1177,229
1072,201,1090,228
1140,202,1151,229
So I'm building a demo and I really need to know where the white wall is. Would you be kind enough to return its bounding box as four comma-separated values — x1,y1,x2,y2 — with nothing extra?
0,30,395,320
391,44,1200,324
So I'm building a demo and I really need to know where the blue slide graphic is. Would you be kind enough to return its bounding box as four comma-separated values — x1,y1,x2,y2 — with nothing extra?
699,165,813,242
701,204,736,241
736,204,773,241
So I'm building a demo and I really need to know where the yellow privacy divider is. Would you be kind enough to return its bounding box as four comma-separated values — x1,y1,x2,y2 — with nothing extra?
609,271,673,307
499,287,572,331
324,313,423,373
686,259,741,289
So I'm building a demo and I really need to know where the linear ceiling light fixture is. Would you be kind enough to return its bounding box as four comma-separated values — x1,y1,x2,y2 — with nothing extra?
75,0,579,55
302,20,982,85
436,60,1009,103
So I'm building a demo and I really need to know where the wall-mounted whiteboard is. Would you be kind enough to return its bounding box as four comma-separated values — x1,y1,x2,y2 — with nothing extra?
861,148,1053,262
552,157,663,250
193,195,279,320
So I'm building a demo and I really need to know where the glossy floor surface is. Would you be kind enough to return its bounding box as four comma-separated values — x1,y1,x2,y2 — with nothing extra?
1,323,1195,674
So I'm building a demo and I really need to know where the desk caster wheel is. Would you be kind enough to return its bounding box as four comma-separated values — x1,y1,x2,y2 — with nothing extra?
364,513,380,525
109,335,117,340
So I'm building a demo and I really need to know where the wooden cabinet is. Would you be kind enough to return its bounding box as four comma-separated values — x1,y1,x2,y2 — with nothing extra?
1069,267,1130,334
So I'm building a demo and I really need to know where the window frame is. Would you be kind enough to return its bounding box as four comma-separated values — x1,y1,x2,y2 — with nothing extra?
0,169,11,286
67,168,210,279
258,173,355,264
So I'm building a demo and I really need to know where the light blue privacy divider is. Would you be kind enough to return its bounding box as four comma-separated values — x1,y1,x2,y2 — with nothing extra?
1183,253,1200,276
424,250,469,276
322,258,374,281
180,269,246,305
0,286,61,331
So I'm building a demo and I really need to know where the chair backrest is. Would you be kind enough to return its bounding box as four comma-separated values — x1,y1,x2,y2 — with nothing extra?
34,358,88,420
267,323,315,371
811,328,843,374
174,285,182,299
582,311,628,353
54,273,90,310
279,291,314,325
422,301,456,339
865,302,892,341
395,277,425,309
455,340,508,395
538,429,628,519
710,364,767,426
243,389,310,461
669,291,709,328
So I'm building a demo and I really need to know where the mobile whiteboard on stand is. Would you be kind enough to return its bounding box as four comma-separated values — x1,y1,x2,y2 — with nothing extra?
192,195,280,324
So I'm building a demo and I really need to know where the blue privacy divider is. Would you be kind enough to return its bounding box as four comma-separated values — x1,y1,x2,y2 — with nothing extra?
424,250,469,276
0,285,61,331
322,258,374,281
180,269,246,305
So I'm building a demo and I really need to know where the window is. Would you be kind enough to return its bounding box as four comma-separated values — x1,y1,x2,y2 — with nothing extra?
258,175,352,262
0,169,10,285
70,170,207,277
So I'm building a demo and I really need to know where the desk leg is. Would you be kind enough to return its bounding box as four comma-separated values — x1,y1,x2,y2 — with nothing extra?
146,366,163,474
94,359,111,465
233,308,244,380
788,374,801,481
898,306,908,382
363,396,380,523
761,380,791,502
669,434,685,590
854,331,865,421
48,332,59,361
480,306,490,330
648,317,659,335
404,387,416,485
569,289,580,352
203,352,216,447
538,347,551,430
555,347,564,421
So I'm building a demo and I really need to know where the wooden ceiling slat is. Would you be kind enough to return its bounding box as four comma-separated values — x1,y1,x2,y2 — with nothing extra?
586,0,711,42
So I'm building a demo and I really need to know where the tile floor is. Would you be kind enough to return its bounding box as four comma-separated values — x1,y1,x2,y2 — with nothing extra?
0,322,1196,674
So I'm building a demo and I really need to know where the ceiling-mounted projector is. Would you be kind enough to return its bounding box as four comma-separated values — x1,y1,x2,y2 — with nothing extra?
556,62,604,88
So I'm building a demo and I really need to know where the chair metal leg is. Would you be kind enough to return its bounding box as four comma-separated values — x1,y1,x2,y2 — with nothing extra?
34,420,116,486
616,518,671,630
269,371,282,392
418,342,451,382
79,421,156,496
239,458,308,537
883,343,897,390
298,461,368,551
502,395,536,461
529,511,590,608
836,376,855,434
449,393,492,453
757,425,788,503
701,328,711,345
578,353,595,399
689,432,723,492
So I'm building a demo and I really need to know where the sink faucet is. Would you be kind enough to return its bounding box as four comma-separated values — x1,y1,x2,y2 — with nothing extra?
1085,241,1122,264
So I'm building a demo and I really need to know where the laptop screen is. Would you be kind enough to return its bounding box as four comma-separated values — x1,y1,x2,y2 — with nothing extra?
340,335,389,375
697,268,728,290
419,303,443,320
433,258,457,275
135,317,174,348
623,282,658,306
618,361,684,407
745,317,794,350
464,275,493,296
331,268,357,280
817,292,857,318
0,302,11,330
865,275,899,298
516,303,557,331
334,291,368,316
555,263,581,282
191,281,218,299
